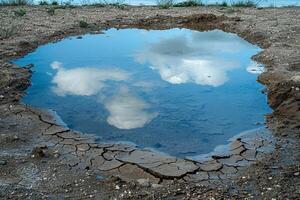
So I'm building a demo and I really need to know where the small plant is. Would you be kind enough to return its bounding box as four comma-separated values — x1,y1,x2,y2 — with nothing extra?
91,3,105,7
220,1,228,7
231,0,256,7
47,7,55,15
0,23,17,39
51,0,58,5
39,0,48,5
14,9,26,17
79,20,89,28
110,2,127,9
156,0,173,9
174,0,203,7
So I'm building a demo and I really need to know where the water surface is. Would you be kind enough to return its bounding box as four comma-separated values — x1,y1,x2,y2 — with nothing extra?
15,28,270,157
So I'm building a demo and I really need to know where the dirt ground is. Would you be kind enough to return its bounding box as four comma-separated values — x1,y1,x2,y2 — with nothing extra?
0,5,299,199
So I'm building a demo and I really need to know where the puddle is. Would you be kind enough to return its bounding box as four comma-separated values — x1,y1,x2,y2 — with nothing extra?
15,28,271,157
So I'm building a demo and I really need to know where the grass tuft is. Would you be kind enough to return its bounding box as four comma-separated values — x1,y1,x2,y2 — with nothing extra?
79,20,89,28
0,23,17,39
156,0,173,9
47,7,55,15
13,8,26,16
174,0,204,7
51,0,58,5
39,0,48,5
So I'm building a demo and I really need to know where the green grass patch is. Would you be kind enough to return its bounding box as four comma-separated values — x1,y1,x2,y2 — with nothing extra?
14,8,26,16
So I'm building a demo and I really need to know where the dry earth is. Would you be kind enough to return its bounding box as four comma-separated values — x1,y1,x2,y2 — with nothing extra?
0,5,299,199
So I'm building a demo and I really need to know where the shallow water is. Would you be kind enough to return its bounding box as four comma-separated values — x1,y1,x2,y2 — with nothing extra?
15,28,271,157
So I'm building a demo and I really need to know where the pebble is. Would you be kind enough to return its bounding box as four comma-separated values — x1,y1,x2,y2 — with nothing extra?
137,179,150,187
115,185,120,190
151,183,163,188
294,172,299,176
0,160,7,165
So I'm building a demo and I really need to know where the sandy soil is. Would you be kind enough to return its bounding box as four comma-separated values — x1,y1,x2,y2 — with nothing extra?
0,5,299,199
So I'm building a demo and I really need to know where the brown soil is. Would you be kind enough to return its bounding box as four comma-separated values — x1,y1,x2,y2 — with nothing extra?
0,5,299,199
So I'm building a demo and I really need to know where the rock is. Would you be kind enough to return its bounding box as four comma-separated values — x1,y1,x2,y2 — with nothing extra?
32,147,46,158
137,178,150,187
294,172,299,176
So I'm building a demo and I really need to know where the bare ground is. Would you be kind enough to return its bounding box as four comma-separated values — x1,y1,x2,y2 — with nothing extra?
0,5,299,199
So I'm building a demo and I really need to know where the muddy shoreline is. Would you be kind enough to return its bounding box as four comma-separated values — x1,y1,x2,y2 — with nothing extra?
0,5,299,199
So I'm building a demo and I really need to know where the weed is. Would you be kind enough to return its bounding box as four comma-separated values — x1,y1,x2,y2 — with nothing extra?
174,0,203,7
79,20,89,28
47,7,55,15
0,23,17,39
156,0,173,9
39,0,48,5
220,1,228,7
14,8,26,17
51,0,58,5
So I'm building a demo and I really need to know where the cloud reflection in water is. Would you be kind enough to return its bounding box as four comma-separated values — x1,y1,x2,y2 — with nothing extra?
50,61,157,129
51,63,129,96
135,30,253,87
105,86,158,129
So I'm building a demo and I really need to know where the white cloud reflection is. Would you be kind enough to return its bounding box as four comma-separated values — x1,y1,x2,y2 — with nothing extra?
104,86,158,129
50,61,157,129
135,30,248,87
51,62,129,96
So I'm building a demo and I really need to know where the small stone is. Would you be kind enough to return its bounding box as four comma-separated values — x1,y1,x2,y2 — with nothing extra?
137,179,150,187
151,183,163,188
96,175,105,181
115,185,120,190
294,172,300,176
0,160,7,165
